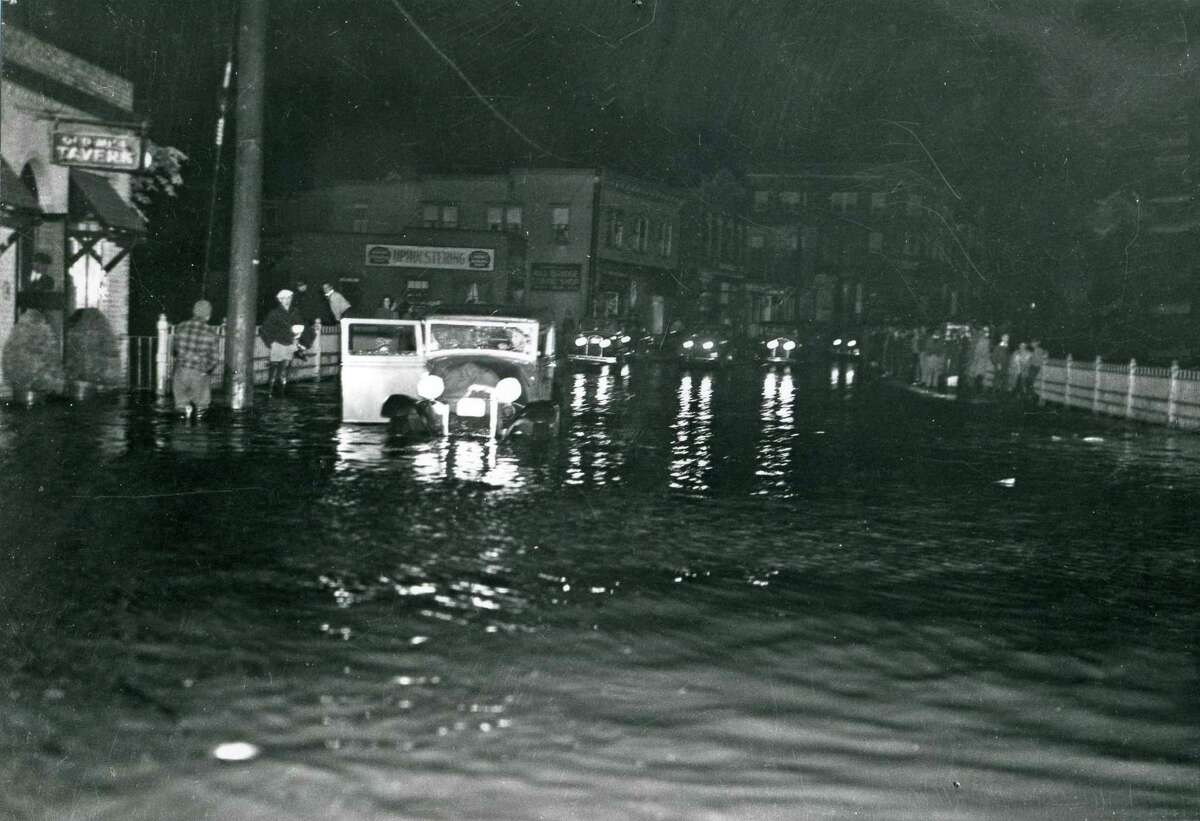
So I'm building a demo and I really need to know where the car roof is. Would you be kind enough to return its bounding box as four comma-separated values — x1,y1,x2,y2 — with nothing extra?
427,314,539,325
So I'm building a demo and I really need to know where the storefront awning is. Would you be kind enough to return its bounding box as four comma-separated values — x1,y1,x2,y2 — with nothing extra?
69,169,146,235
1,159,41,214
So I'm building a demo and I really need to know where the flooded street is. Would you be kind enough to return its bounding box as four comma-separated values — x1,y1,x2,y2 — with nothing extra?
1,364,1197,820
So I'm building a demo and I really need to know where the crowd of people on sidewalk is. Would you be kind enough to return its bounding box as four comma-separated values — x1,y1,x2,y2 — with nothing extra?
882,323,1048,401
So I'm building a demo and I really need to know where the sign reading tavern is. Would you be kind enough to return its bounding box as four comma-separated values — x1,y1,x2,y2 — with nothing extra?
364,244,495,271
52,129,143,171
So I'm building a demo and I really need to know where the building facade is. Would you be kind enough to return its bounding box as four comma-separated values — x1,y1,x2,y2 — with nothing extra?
264,168,683,334
1,24,144,396
746,165,974,330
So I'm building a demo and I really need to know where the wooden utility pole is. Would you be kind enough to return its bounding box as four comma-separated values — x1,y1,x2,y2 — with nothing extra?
224,0,266,410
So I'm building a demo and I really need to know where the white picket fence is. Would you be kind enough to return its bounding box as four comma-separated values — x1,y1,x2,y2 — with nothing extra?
1036,355,1200,431
126,315,341,395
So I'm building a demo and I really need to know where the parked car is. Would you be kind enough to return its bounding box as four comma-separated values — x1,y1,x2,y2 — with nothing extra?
677,326,743,367
340,312,560,439
568,322,638,367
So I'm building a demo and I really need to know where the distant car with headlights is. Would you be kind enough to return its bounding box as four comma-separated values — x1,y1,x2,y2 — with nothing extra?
757,325,803,366
677,326,742,367
829,333,863,359
340,312,560,439
568,323,637,367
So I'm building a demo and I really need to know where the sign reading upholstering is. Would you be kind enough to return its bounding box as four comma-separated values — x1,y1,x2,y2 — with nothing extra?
51,125,143,172
364,244,495,271
530,263,582,291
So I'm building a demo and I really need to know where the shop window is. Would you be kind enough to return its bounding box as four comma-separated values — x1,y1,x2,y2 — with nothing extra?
551,206,570,244
422,204,458,228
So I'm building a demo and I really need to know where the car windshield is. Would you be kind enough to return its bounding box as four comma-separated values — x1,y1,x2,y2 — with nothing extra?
347,323,419,356
427,321,536,355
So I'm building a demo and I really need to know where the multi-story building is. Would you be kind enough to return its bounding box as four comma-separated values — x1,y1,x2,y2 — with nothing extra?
264,168,683,334
745,164,974,329
1,24,145,396
678,170,756,331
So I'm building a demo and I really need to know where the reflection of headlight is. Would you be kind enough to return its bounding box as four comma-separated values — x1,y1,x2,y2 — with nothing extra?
682,340,694,349
417,373,445,400
702,340,715,350
494,377,522,404
847,339,857,348
832,338,843,347
783,340,796,351
766,339,779,349
598,338,611,348
620,335,631,344
574,336,587,347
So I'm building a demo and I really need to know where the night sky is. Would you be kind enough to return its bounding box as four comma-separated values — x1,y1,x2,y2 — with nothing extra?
8,0,1197,339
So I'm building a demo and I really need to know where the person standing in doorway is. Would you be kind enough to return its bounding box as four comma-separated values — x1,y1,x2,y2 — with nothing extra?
323,282,351,321
171,299,219,421
374,295,398,319
260,289,304,395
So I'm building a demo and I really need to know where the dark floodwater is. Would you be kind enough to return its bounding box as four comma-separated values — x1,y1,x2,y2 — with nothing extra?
1,363,1197,821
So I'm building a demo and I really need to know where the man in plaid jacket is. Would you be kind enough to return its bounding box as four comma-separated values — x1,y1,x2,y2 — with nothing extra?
172,299,219,420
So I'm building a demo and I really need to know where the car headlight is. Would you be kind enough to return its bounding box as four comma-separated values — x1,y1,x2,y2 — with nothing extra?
598,338,611,348
766,339,779,349
494,377,522,404
574,336,587,347
832,338,843,347
847,339,857,348
702,340,715,350
682,340,694,349
783,340,796,351
620,335,631,344
417,373,445,400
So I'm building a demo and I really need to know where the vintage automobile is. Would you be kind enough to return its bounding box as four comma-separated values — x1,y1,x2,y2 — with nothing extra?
340,312,560,439
757,324,803,366
568,322,638,367
829,334,863,359
677,326,743,368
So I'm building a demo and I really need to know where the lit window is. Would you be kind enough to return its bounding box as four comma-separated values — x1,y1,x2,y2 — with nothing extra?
407,279,429,292
488,207,503,231
422,204,439,227
441,205,458,229
505,206,523,233
552,206,570,243
351,203,369,233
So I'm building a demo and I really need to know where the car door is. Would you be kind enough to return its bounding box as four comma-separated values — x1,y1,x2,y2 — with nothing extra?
340,318,425,423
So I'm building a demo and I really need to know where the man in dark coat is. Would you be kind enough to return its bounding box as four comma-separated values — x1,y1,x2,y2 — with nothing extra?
259,289,305,394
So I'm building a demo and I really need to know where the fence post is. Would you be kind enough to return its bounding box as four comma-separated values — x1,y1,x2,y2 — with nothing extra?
312,319,323,379
1063,353,1072,408
1092,355,1102,414
1167,360,1180,428
1125,358,1137,419
1037,355,1048,405
155,313,171,397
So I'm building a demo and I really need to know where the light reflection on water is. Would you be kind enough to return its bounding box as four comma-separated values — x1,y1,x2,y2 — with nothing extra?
1,370,1198,820
669,372,713,491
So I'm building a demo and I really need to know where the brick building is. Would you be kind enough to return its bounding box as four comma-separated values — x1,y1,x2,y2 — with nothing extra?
264,168,683,334
1,24,144,396
746,165,975,330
